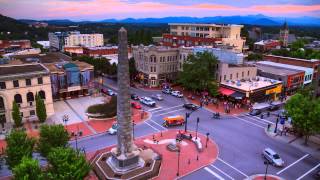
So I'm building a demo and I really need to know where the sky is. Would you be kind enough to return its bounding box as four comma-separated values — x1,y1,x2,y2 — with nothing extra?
0,0,320,20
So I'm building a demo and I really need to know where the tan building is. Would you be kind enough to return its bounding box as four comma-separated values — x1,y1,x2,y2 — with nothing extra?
218,63,257,82
168,23,246,52
64,31,104,47
0,63,54,126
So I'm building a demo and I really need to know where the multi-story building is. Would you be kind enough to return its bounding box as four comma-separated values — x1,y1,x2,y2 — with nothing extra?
217,63,257,83
254,40,281,52
0,40,31,54
0,63,54,126
279,22,289,47
64,31,103,47
163,23,246,52
48,32,69,51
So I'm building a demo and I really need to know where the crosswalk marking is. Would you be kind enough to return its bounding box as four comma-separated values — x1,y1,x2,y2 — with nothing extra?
204,167,225,180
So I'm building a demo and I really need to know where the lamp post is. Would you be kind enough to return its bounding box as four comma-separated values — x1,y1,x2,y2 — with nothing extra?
274,118,279,133
195,117,200,140
184,112,190,132
72,125,83,152
264,161,270,180
176,137,181,177
205,132,210,148
132,120,135,140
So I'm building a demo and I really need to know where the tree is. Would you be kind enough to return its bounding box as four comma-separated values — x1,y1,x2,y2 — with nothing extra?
46,147,90,180
11,101,22,127
5,130,35,169
285,93,320,145
12,156,44,180
178,51,218,94
37,124,69,157
129,57,138,81
36,93,47,123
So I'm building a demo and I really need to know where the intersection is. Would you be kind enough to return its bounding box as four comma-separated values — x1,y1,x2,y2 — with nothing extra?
70,79,320,180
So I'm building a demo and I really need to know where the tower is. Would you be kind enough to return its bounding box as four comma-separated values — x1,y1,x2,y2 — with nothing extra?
280,21,289,47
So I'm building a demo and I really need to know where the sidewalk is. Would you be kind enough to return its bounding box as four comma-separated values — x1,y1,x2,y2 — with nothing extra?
265,123,320,158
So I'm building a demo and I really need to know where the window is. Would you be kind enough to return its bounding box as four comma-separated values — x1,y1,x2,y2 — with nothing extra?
0,82,6,89
224,75,226,81
38,77,43,84
242,72,244,77
39,91,46,99
25,79,31,86
154,66,156,72
14,94,22,104
26,92,34,102
247,71,250,76
30,110,35,116
230,74,233,80
13,80,19,88
236,73,239,79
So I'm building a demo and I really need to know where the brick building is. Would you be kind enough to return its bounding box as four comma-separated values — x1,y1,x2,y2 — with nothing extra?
0,40,31,54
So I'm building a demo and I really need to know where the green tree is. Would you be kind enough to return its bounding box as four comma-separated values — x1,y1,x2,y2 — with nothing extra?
36,94,47,123
12,156,44,180
46,147,90,180
285,93,320,145
178,51,218,94
5,130,35,169
129,57,138,81
11,101,22,127
37,124,69,157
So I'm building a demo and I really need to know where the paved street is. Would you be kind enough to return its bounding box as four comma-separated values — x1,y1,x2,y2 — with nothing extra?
70,79,320,180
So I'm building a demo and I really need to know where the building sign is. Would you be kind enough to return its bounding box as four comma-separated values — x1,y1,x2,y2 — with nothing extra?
67,86,81,92
265,84,282,95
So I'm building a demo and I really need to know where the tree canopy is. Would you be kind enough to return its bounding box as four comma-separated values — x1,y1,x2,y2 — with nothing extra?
11,101,22,127
73,55,117,76
285,93,320,144
12,157,44,180
36,93,47,123
177,51,219,96
37,124,69,157
5,130,35,169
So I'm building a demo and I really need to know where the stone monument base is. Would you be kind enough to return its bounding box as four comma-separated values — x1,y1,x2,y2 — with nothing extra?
92,148,161,180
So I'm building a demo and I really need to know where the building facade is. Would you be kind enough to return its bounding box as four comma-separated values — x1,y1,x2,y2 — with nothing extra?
165,23,246,52
48,32,69,51
254,40,281,52
64,31,104,47
218,63,257,83
0,40,31,55
0,64,54,125
279,22,289,47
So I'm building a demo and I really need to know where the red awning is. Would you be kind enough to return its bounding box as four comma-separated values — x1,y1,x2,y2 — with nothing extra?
219,87,235,96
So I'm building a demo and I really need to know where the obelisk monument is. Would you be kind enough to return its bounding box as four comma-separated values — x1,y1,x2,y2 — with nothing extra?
108,27,141,171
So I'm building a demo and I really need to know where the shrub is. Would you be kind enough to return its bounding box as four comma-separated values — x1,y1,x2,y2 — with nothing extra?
86,96,117,118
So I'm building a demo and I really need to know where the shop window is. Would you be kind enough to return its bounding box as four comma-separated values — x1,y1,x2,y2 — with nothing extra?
0,82,6,89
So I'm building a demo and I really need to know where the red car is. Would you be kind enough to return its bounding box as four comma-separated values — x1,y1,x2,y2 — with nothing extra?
131,102,142,109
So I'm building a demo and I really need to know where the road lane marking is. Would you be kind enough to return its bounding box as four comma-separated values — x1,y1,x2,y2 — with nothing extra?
154,108,186,116
148,107,162,112
149,119,167,130
144,121,160,132
240,115,268,125
276,154,309,175
245,114,275,125
296,162,320,180
232,116,264,129
204,167,225,180
210,165,235,180
150,104,184,113
217,158,249,178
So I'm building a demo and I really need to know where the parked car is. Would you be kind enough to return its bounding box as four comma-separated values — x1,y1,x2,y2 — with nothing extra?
171,91,183,98
108,123,118,135
183,103,199,111
131,102,142,109
140,97,156,107
102,89,116,96
268,104,279,111
162,115,185,127
162,88,171,94
131,94,139,100
151,94,164,101
262,148,284,167
249,109,262,116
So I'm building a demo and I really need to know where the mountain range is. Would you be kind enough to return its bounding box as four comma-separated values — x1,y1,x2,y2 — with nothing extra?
18,14,320,26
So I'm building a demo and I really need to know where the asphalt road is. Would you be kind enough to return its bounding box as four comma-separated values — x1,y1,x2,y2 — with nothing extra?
71,78,320,180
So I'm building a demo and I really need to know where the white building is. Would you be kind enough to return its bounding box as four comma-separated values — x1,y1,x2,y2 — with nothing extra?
64,31,103,47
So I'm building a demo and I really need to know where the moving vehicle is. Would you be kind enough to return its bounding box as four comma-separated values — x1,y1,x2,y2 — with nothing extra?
249,109,262,116
163,115,185,127
131,102,142,109
151,94,164,101
108,123,118,135
268,104,279,111
262,148,284,167
102,89,116,96
131,94,139,100
162,88,171,94
140,97,156,107
171,91,183,98
183,103,199,110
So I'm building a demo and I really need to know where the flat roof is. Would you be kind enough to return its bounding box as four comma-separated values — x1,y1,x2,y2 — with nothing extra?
10,52,72,64
168,23,243,27
0,64,48,79
220,76,282,92
255,63,303,76
265,54,319,62
45,61,93,73
257,61,314,74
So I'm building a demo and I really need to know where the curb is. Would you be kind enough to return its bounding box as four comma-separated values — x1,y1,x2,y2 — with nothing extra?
245,174,285,180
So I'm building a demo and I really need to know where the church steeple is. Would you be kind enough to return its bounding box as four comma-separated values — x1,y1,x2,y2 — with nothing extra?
282,20,288,30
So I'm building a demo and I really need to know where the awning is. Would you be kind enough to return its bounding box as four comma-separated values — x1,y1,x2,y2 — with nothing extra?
230,91,245,100
219,87,235,96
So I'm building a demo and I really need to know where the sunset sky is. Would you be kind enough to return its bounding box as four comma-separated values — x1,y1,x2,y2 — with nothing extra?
0,0,319,20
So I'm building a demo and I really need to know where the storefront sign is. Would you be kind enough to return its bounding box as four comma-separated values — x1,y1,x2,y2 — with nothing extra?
68,86,81,92
265,85,282,95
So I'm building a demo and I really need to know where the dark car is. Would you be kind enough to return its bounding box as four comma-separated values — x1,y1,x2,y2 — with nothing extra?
268,105,279,111
249,109,262,116
162,88,171,94
183,103,199,111
131,94,139,100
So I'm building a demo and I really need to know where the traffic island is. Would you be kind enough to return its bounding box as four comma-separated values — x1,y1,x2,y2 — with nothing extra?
90,129,219,179
245,174,285,180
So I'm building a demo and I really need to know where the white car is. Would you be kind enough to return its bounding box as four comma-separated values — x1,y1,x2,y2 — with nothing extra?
262,148,284,167
171,91,183,98
108,123,118,135
151,94,164,101
140,97,156,107
107,89,116,96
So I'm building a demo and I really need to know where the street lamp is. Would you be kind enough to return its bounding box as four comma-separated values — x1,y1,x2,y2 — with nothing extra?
132,120,136,140
205,132,210,148
274,118,279,133
176,137,181,177
71,125,83,152
184,112,190,132
195,117,200,140
264,161,270,180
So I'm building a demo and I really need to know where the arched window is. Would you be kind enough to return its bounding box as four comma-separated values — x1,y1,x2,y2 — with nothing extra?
39,91,46,100
14,94,22,104
0,97,4,110
26,92,34,102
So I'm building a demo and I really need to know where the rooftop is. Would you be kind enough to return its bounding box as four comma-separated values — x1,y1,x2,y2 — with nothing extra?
220,76,282,92
255,63,303,76
257,61,314,73
265,54,319,63
45,61,93,73
0,64,49,79
168,23,243,27
10,52,72,64
84,46,118,50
